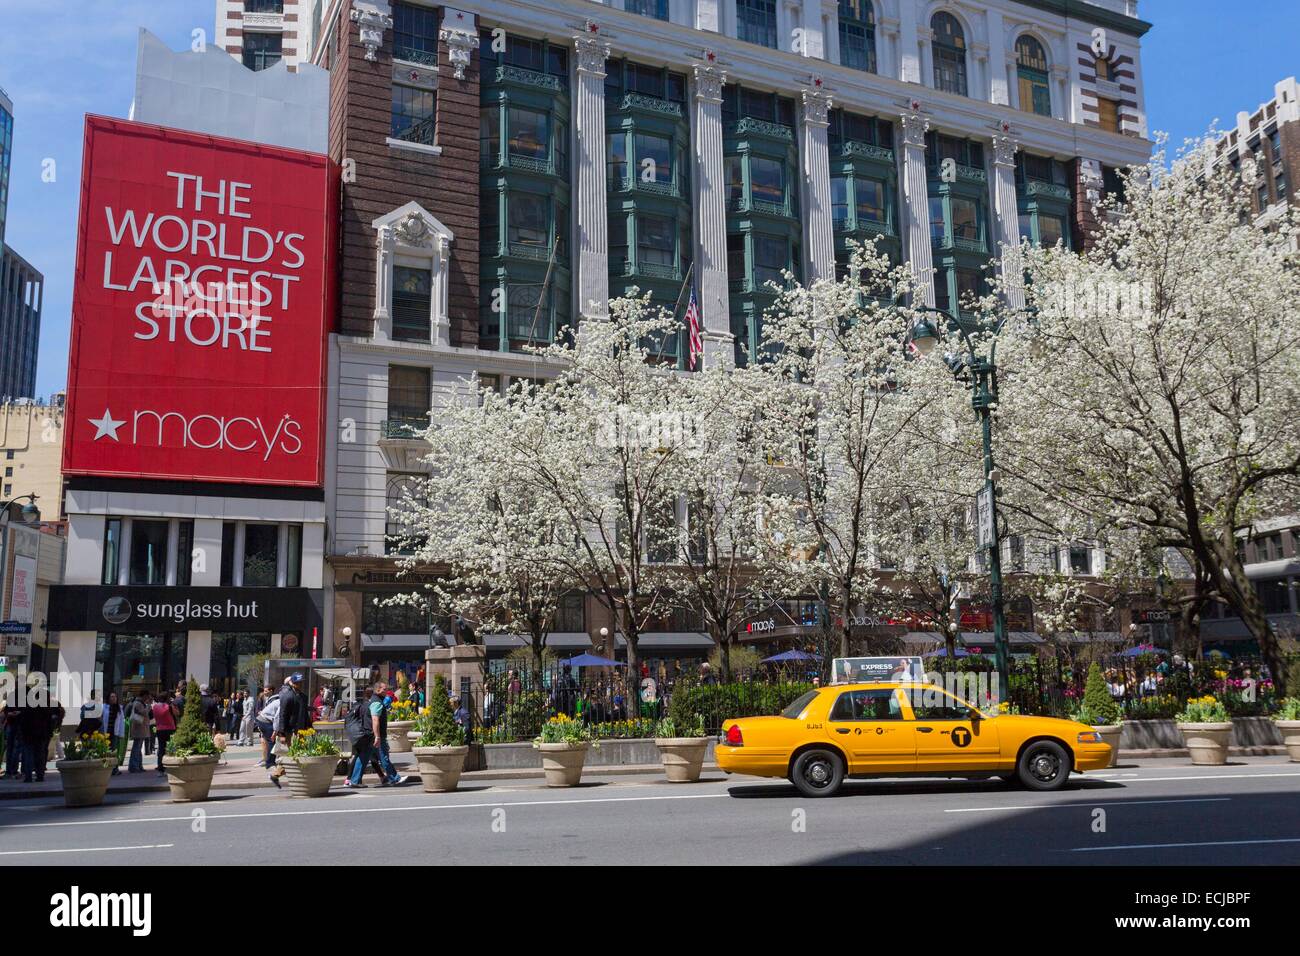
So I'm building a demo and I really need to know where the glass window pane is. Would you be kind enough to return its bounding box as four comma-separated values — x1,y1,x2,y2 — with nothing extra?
391,85,436,144
175,520,193,587
129,519,170,586
508,107,549,159
607,132,627,188
637,215,675,267
929,196,946,243
480,108,499,163
635,132,672,183
855,178,885,223
726,156,745,201
1039,215,1064,247
243,524,279,587
750,157,784,204
285,526,302,588
509,193,549,247
951,198,979,240
830,176,849,228
102,518,122,585
753,235,787,285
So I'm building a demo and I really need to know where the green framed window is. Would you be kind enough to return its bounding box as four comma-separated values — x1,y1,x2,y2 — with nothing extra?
737,0,778,48
931,12,967,96
1015,35,1051,117
838,0,877,73
507,106,549,160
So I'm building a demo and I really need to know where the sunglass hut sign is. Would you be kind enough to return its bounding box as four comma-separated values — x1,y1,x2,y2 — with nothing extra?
65,116,335,487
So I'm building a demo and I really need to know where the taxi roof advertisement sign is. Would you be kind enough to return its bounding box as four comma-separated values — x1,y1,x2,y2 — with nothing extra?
832,656,926,684
63,115,335,487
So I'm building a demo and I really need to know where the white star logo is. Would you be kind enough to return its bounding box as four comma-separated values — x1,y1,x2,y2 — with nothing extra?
88,408,126,442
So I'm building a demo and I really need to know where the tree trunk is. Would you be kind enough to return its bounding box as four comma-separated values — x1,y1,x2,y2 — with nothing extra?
1208,541,1291,695
837,582,853,659
530,636,545,687
716,627,733,683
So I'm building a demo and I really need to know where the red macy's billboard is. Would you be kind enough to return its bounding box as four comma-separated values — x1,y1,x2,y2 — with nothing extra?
64,116,336,487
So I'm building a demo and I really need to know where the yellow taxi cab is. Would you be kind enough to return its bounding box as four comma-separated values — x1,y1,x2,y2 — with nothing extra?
716,682,1112,797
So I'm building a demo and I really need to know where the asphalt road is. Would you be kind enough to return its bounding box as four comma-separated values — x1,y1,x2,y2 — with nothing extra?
1,758,1298,866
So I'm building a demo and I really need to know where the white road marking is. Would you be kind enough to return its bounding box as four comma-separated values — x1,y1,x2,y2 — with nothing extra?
1095,771,1300,784
0,791,729,830
1070,837,1300,852
0,843,174,856
946,797,1230,813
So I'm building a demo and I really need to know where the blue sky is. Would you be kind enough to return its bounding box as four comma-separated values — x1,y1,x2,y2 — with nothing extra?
0,0,1295,399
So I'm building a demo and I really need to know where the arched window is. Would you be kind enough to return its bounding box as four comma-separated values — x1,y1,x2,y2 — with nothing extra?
838,0,877,73
931,12,967,97
1015,35,1051,116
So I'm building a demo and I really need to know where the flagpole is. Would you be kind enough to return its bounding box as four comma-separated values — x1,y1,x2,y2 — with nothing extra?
669,260,696,367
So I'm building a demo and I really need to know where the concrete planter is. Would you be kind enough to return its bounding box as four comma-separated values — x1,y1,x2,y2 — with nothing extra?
1176,722,1234,765
655,737,709,782
161,754,220,802
55,758,116,808
386,721,416,753
1274,720,1300,762
412,745,469,792
278,755,338,797
536,741,590,787
1092,724,1122,768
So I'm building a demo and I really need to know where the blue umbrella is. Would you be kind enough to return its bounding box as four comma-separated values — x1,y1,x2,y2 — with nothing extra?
562,653,624,668
1121,645,1167,658
761,649,822,663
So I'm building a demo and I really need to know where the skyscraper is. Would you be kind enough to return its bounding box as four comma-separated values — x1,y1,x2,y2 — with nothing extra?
0,85,44,401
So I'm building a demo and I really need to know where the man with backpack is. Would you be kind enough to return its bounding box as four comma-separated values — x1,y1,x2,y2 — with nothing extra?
268,674,309,788
344,682,398,788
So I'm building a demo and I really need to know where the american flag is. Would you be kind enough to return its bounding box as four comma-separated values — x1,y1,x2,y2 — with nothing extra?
685,287,703,370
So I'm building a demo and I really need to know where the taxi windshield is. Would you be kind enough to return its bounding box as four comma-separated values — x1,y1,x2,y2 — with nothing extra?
780,690,821,719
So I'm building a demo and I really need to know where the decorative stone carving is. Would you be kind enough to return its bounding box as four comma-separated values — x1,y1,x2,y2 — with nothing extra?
393,210,434,247
900,106,930,149
991,132,1018,167
351,2,393,62
693,60,727,103
800,83,832,127
440,27,477,80
575,29,610,77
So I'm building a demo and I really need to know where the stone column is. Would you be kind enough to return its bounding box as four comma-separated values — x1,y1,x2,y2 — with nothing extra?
799,82,834,282
574,30,611,321
899,107,935,306
691,58,733,367
990,131,1025,308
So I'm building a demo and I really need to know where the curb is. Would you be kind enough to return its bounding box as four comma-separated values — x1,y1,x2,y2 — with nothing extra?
0,763,727,800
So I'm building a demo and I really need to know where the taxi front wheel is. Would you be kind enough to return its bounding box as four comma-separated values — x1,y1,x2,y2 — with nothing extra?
790,749,844,798
1017,740,1071,791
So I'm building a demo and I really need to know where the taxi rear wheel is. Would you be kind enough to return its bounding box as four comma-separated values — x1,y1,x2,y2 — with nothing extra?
1017,740,1071,791
790,749,844,798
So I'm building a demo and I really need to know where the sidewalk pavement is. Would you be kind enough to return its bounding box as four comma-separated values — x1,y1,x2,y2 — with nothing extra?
0,743,722,800
1,744,1289,801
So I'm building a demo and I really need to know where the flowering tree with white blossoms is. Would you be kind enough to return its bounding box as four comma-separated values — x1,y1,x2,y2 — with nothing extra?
655,360,800,681
753,241,952,659
390,375,584,680
995,137,1300,693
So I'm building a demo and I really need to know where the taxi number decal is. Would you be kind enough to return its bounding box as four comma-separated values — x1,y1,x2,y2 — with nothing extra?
951,727,972,748
806,723,823,730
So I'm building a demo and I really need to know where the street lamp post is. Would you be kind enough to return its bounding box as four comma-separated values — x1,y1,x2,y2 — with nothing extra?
909,309,1010,694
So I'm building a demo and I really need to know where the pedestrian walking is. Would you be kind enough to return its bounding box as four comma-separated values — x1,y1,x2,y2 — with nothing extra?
76,692,103,737
256,689,280,770
239,690,256,746
101,691,126,774
152,691,179,773
19,699,60,783
268,674,309,788
126,690,153,773
365,683,404,786
2,701,23,778
344,683,389,788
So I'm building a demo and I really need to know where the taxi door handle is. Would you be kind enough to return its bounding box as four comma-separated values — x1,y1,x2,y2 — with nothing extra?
917,727,934,734
836,728,851,734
